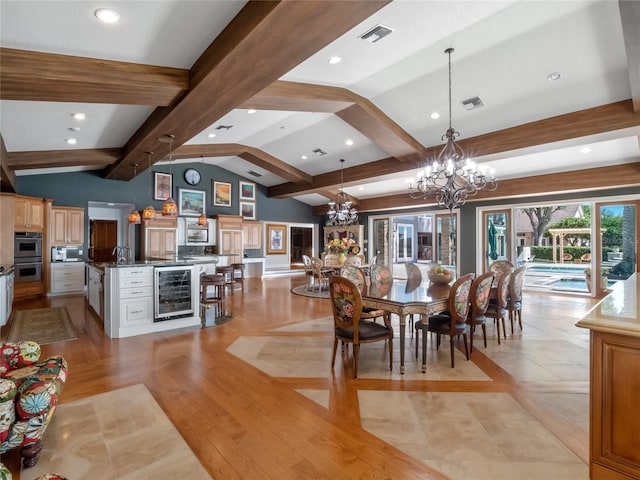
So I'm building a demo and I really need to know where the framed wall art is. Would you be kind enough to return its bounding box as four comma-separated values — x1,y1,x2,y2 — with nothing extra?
239,181,256,201
239,201,256,220
213,180,232,207
178,188,206,216
266,223,287,255
154,172,172,201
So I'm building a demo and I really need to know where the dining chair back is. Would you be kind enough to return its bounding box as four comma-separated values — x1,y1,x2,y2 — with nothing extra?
508,266,526,333
404,262,422,283
310,257,329,292
324,254,340,267
341,265,389,324
343,255,362,267
488,260,514,275
302,255,314,289
329,276,393,378
414,273,475,369
485,269,513,344
467,271,495,352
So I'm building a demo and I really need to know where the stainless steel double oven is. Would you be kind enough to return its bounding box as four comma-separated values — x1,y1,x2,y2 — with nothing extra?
14,232,43,283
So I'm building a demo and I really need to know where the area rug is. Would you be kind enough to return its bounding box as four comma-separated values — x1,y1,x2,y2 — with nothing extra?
12,384,212,479
5,307,77,345
291,284,329,299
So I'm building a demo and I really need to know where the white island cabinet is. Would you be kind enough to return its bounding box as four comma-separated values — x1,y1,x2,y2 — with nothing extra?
103,264,201,338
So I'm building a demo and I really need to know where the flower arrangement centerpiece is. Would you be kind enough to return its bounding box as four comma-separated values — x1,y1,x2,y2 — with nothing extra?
427,263,455,285
327,237,355,255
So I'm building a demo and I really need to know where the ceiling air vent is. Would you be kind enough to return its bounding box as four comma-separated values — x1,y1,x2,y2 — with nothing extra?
312,148,327,156
215,124,233,130
359,24,394,43
247,170,262,178
461,97,484,110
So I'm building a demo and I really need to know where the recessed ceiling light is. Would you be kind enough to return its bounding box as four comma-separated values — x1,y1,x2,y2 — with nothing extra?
547,72,562,81
66,138,77,145
580,146,592,154
207,133,216,138
345,139,354,146
72,112,86,120
247,109,257,114
68,127,80,132
328,56,342,64
95,8,120,24
358,186,364,191
301,155,308,160
430,112,440,119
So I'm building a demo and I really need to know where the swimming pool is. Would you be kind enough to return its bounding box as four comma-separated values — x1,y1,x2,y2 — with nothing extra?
549,278,617,291
528,265,587,274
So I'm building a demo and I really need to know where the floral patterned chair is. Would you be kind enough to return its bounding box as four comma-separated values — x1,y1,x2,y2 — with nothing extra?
0,341,68,469
0,462,68,479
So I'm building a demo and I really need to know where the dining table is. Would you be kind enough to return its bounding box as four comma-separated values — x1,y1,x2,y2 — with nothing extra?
362,277,451,373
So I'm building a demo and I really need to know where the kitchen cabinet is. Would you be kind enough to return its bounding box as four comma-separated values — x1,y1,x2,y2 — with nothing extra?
242,221,263,249
87,265,103,320
216,214,243,231
0,194,15,265
50,262,85,294
51,206,85,245
0,270,14,327
14,195,44,232
141,217,177,259
220,230,242,257
105,266,154,337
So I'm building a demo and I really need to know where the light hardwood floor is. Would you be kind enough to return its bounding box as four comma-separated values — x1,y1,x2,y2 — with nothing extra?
3,274,597,479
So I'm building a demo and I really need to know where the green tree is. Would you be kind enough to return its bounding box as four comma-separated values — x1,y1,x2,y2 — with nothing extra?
600,208,622,247
546,217,590,246
522,207,564,245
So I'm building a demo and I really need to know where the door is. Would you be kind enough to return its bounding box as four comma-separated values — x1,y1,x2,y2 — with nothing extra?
482,209,510,272
395,223,413,262
90,219,118,262
290,226,313,267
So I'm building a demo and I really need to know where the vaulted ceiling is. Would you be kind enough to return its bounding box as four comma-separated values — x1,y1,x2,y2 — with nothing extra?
1,0,639,212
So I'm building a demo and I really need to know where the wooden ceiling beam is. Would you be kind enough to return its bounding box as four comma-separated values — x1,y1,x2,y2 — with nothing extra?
0,134,16,193
105,0,389,181
7,148,121,170
344,163,640,214
270,100,640,198
0,48,189,106
619,1,640,112
174,143,312,184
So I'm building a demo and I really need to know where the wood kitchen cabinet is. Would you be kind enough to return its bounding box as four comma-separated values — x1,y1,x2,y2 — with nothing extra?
14,195,44,232
220,230,242,257
141,217,177,259
242,221,263,249
51,206,85,245
0,194,15,265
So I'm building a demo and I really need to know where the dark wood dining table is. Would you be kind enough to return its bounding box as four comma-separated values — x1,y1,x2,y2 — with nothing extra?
362,278,450,373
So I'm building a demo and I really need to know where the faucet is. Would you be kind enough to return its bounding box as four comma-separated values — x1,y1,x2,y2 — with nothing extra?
112,246,130,264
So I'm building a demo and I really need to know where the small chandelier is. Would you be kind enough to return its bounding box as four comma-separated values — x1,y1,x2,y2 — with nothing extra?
408,48,497,211
128,163,141,224
161,134,178,217
326,158,358,226
142,151,156,221
197,155,208,226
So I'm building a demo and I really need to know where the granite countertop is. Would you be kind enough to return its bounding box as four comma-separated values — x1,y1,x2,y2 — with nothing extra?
575,273,639,338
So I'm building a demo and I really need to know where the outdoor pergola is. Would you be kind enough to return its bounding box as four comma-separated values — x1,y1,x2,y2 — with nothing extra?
548,227,606,263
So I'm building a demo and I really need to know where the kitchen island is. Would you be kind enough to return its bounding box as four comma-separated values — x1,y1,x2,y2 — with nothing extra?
575,274,640,480
87,257,220,339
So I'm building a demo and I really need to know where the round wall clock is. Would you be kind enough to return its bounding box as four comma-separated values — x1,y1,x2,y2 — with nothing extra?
184,168,201,186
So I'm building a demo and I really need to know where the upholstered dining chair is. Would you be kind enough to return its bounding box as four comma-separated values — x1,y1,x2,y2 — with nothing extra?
467,271,495,352
343,255,362,267
414,273,475,370
485,269,513,345
404,262,423,332
507,266,527,333
302,255,314,289
324,254,340,268
329,276,393,378
340,266,389,324
310,257,330,292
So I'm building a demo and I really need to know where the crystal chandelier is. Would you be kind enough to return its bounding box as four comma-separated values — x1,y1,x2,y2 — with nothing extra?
127,163,141,224
408,48,497,211
161,134,178,217
142,151,156,221
326,158,358,226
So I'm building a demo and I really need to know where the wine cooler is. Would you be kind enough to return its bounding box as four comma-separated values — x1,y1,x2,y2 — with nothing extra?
154,265,194,321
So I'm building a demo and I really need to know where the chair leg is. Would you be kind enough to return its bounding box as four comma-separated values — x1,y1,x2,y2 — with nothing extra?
482,324,487,348
388,336,393,372
496,319,501,345
501,317,507,339
331,339,338,368
353,344,360,378
449,336,455,368
469,324,475,353
517,309,523,330
509,309,515,334
462,333,469,360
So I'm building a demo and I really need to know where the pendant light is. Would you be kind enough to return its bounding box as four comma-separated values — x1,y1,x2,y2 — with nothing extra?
326,158,358,226
161,134,178,217
127,163,141,224
197,155,208,226
142,151,156,221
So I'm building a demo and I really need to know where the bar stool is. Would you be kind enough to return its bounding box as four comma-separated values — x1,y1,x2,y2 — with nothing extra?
215,265,235,295
231,263,245,290
200,274,225,320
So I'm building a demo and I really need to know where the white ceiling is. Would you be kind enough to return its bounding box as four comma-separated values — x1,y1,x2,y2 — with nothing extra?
1,0,638,206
